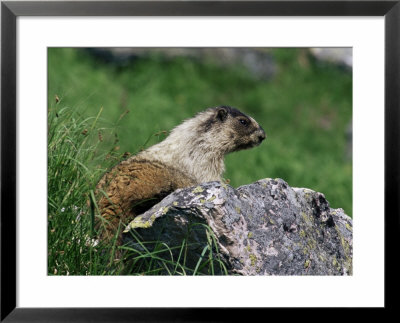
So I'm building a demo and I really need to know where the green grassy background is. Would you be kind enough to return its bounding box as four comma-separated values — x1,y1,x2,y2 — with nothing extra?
48,48,352,275
48,47,352,215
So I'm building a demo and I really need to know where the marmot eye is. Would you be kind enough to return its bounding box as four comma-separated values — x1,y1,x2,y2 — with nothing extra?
239,119,248,126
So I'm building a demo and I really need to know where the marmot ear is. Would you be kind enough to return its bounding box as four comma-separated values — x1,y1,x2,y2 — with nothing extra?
216,107,228,121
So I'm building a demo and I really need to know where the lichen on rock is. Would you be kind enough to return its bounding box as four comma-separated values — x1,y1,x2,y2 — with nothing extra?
124,179,353,275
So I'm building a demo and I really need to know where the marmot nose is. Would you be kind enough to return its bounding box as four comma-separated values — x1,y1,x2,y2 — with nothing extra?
258,129,266,142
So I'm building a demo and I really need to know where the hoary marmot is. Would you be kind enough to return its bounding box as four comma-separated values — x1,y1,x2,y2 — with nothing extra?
95,106,266,247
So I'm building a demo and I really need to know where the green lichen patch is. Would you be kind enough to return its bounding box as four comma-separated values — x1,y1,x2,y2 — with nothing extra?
340,236,350,255
249,254,257,267
207,195,216,202
334,224,352,258
301,211,314,226
307,239,316,250
247,232,254,239
192,186,204,193
332,256,341,272
301,189,313,201
124,215,154,231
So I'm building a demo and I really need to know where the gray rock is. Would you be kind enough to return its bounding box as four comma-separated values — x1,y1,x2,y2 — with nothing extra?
123,179,352,275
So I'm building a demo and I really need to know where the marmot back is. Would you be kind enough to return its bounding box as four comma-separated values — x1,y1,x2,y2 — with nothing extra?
95,106,266,247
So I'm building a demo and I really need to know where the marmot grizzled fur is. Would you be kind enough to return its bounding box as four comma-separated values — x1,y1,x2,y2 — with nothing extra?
95,106,266,246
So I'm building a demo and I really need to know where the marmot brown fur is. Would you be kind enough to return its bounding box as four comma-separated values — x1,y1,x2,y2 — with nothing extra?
95,106,266,247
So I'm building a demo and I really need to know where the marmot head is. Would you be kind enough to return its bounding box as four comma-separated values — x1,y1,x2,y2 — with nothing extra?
198,106,266,155
141,105,266,182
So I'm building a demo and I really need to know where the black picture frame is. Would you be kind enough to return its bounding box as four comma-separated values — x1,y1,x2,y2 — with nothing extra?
1,0,398,321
